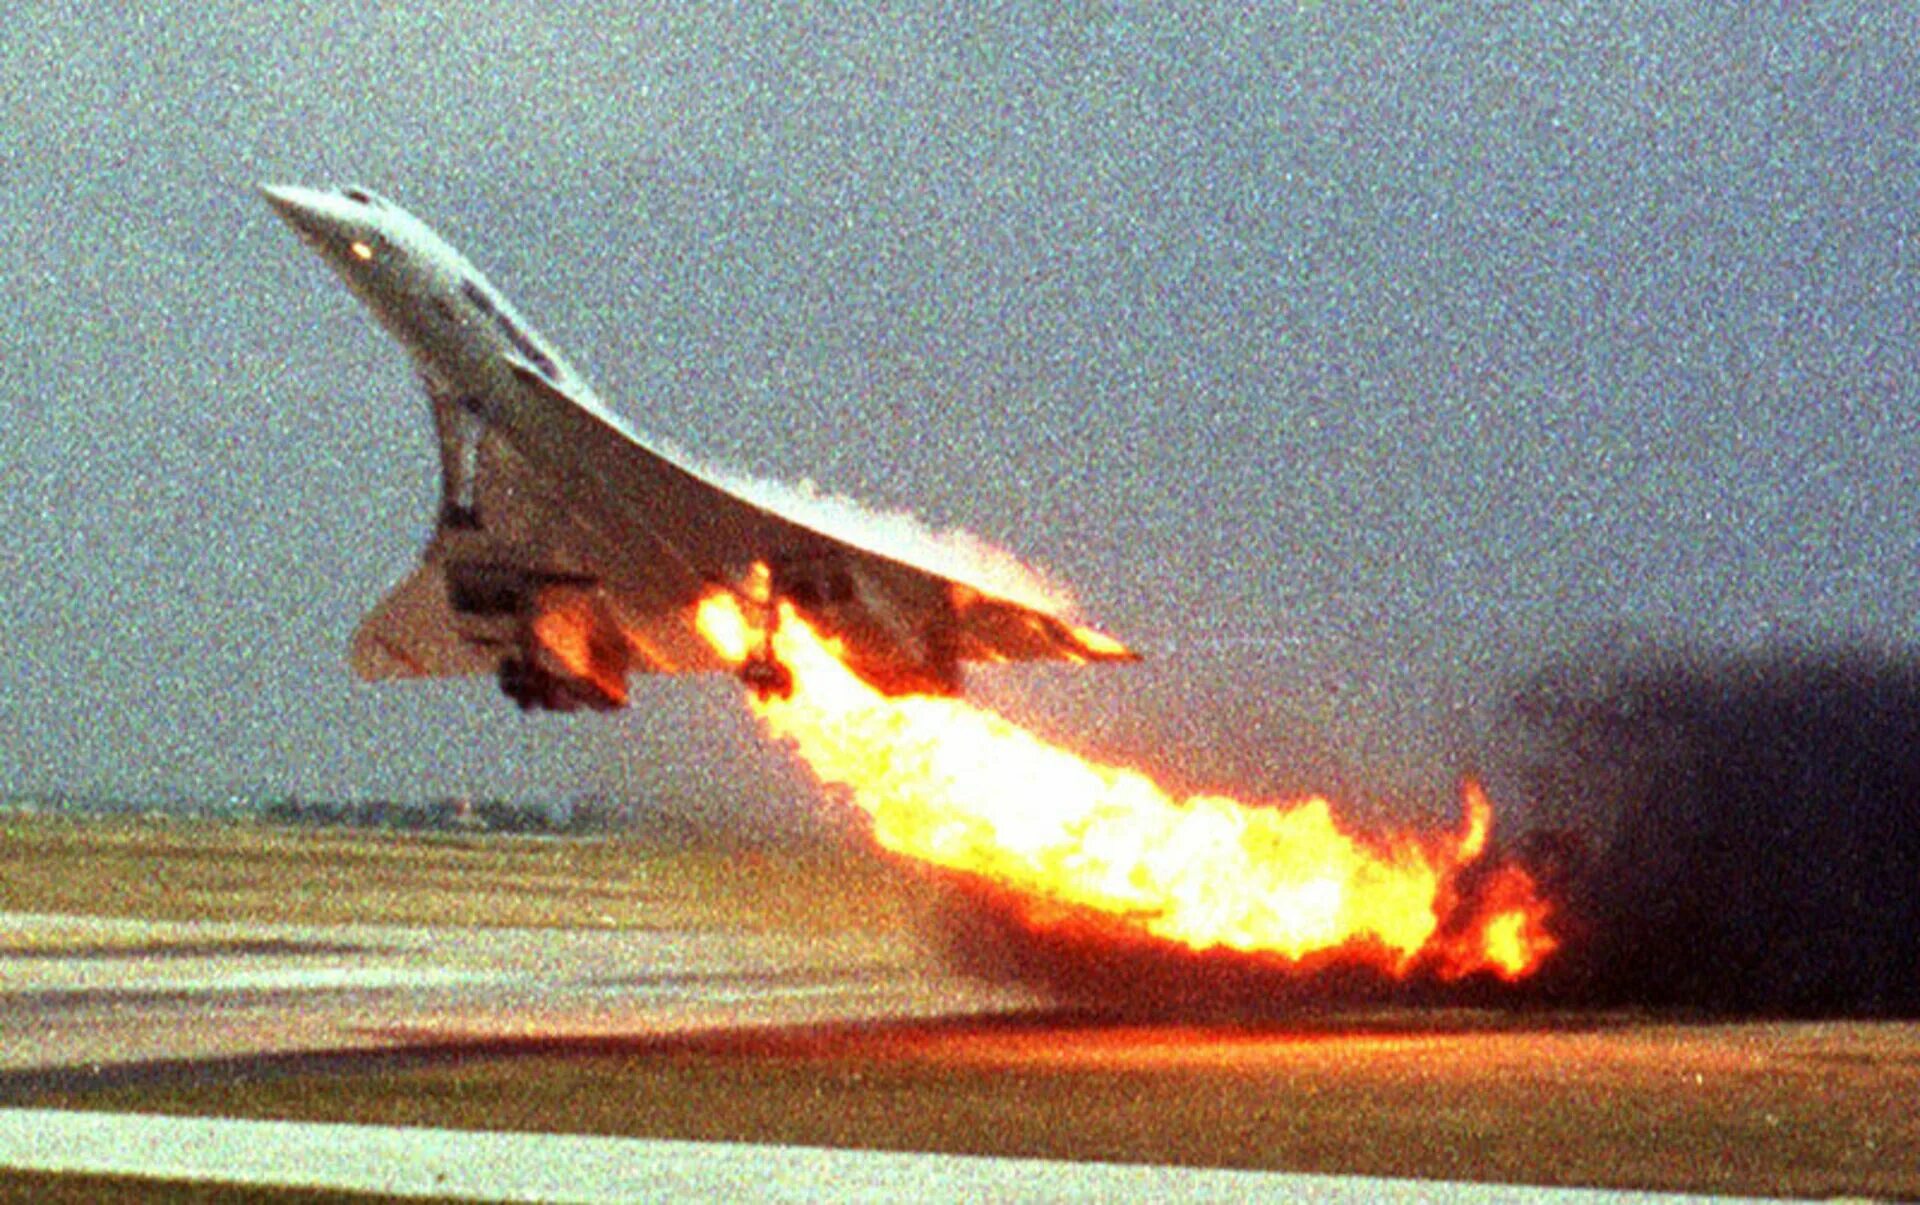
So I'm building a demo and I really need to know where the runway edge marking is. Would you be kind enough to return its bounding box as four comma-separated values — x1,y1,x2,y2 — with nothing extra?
0,1107,1744,1203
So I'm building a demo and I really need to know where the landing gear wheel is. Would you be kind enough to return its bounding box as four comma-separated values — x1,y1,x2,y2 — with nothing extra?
439,501,482,530
498,658,535,709
740,655,794,701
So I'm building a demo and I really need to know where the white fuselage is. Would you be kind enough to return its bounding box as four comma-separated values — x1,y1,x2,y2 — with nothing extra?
260,185,612,429
263,183,1136,706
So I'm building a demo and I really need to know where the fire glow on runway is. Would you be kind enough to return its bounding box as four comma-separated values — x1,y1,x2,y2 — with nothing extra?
696,592,1556,981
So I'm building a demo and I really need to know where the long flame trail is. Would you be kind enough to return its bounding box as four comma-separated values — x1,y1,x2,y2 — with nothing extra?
696,593,1556,981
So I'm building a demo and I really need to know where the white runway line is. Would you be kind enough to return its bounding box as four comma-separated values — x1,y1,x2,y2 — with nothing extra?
9,964,505,995
0,1109,1743,1204
0,910,1043,1073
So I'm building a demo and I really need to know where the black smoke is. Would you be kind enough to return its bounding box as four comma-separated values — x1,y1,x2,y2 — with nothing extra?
929,642,1920,1018
1501,642,1920,1016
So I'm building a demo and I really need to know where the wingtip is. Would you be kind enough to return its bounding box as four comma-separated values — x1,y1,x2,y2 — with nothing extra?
1071,622,1140,663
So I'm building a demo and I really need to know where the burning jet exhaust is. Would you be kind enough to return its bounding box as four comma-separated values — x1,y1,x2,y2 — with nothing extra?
259,181,1558,984
697,586,1557,981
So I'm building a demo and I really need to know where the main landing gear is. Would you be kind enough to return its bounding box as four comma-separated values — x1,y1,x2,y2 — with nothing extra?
736,580,795,701
739,653,794,701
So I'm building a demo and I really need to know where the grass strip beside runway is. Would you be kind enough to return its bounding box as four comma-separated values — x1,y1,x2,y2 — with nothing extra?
0,814,929,936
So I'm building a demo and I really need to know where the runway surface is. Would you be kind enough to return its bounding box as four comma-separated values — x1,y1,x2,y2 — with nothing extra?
0,909,1892,1200
0,910,1034,1076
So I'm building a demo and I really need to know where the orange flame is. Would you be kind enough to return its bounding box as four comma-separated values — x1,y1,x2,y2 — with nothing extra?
695,592,1556,980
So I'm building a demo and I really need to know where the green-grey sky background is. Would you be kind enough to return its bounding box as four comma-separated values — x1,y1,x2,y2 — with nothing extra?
4,5,1915,831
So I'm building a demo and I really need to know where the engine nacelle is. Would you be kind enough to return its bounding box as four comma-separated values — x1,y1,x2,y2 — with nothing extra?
444,563,631,713
497,655,624,712
769,555,963,698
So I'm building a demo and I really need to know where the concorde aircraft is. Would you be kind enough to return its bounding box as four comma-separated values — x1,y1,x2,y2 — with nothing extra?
262,185,1134,711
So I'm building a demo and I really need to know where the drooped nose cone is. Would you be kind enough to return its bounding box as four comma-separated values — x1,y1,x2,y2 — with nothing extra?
258,183,395,300
259,184,342,247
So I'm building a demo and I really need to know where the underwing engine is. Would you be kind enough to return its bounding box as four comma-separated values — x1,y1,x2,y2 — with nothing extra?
445,563,630,712
768,555,963,698
509,583,630,711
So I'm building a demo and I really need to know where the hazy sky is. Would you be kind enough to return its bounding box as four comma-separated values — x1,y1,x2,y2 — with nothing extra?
3,5,1915,828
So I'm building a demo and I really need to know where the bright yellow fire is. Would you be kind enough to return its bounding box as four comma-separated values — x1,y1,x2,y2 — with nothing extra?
696,591,1556,979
